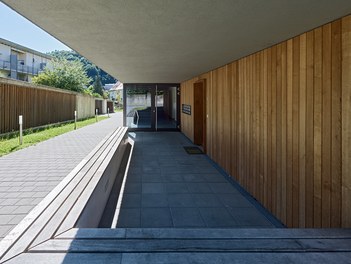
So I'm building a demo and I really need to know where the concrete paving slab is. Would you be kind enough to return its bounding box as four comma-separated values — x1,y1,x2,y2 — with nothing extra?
0,113,122,240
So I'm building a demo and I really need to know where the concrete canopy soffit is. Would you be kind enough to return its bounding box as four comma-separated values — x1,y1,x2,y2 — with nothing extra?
2,0,351,83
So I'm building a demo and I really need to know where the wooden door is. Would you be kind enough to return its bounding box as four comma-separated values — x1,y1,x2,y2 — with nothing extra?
193,80,206,150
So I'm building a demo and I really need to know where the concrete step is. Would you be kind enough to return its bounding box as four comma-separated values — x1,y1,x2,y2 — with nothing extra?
5,228,351,263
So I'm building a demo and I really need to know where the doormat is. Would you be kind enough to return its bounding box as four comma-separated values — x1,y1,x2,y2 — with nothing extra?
184,146,204,154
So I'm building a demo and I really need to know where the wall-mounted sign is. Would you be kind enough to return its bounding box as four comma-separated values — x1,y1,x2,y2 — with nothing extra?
182,104,191,115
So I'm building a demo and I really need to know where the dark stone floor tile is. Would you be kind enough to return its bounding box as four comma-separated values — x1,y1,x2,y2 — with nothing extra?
121,194,141,208
168,194,196,207
142,183,165,194
141,208,173,227
192,193,223,207
117,208,140,227
141,194,168,207
199,207,238,227
165,183,189,193
170,207,206,227
227,207,274,227
186,183,212,193
217,193,253,208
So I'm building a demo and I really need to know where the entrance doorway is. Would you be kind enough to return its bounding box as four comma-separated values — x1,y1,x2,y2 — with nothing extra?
123,84,180,131
193,80,206,150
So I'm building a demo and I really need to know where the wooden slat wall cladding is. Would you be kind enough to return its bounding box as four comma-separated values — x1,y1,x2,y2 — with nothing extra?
180,15,351,228
0,81,76,134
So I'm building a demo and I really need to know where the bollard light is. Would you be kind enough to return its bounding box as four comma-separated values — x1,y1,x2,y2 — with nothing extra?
19,115,23,145
74,110,77,130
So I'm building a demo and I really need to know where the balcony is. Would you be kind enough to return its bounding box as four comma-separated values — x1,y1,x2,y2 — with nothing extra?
0,59,41,75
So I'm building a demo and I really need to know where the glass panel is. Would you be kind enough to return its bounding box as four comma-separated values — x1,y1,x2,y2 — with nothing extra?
156,86,178,129
126,85,153,129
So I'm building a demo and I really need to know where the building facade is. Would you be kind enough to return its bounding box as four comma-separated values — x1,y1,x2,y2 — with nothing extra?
0,38,51,82
1,0,351,229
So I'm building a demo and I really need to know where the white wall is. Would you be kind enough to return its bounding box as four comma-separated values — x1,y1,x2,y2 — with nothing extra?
76,94,95,119
102,99,107,114
0,43,11,61
0,70,8,78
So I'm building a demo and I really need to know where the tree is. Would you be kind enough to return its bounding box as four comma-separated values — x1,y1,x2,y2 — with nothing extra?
32,58,91,93
92,75,103,96
47,50,116,85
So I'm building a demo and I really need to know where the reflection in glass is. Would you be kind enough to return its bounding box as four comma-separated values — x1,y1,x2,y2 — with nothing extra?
126,86,152,128
125,84,178,130
156,87,177,129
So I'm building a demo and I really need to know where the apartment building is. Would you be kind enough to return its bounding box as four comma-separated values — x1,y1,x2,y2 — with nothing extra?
0,38,51,82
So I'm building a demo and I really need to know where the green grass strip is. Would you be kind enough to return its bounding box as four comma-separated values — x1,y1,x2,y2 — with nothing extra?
0,116,108,157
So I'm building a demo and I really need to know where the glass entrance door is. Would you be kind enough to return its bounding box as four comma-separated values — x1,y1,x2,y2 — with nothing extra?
124,84,155,129
124,84,180,131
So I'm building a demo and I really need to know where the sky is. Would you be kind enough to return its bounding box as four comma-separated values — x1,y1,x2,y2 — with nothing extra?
0,2,70,53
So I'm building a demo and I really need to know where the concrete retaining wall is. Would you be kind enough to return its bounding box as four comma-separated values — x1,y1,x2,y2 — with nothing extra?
76,94,95,120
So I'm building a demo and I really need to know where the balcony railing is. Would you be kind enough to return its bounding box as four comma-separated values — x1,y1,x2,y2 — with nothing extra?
0,60,10,71
0,59,41,75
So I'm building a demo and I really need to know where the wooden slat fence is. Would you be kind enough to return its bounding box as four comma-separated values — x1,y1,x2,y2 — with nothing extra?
0,78,76,134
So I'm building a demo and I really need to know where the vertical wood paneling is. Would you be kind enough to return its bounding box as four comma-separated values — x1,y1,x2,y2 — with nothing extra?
313,27,323,228
262,49,268,208
292,37,300,227
271,46,277,215
0,80,76,134
299,33,307,227
226,64,233,175
238,60,244,185
181,15,351,227
230,62,238,179
342,15,351,227
286,39,293,227
331,20,342,227
280,42,287,225
266,49,272,212
305,30,315,227
322,23,332,227
258,52,265,203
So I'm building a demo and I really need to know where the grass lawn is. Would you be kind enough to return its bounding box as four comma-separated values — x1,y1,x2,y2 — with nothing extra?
0,116,108,157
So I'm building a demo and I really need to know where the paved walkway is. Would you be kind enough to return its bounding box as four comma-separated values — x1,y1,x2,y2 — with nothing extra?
0,113,122,240
117,132,278,228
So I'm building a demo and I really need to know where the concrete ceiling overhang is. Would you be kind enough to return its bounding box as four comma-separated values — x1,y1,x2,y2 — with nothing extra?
2,0,351,83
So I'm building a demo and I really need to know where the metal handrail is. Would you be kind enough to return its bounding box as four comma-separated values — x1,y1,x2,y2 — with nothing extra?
135,110,140,126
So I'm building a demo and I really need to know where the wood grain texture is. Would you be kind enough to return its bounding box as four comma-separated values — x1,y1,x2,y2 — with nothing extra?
331,20,342,227
0,80,76,134
305,30,315,227
181,15,351,227
193,81,205,146
342,15,351,227
313,27,323,228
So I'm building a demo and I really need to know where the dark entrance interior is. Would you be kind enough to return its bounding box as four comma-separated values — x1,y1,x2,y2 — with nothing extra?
123,84,180,131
